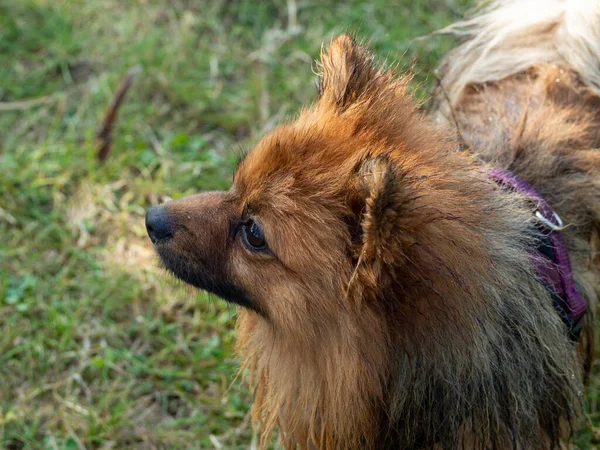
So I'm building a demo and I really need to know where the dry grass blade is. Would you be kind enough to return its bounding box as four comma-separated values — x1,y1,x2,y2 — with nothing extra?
0,95,56,111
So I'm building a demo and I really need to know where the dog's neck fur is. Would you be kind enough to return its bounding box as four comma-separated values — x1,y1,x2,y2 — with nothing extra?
237,190,583,449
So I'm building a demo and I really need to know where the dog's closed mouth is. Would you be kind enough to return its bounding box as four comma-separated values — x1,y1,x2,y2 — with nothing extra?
154,243,261,313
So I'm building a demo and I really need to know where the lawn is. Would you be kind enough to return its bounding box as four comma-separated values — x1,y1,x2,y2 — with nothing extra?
1,0,598,449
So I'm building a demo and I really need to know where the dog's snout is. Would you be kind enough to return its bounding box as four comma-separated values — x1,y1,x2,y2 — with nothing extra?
146,206,173,244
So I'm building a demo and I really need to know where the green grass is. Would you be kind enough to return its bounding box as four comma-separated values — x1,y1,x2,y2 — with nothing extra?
1,0,599,448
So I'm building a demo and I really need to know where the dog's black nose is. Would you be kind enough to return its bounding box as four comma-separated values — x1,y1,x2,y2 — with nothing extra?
146,206,173,244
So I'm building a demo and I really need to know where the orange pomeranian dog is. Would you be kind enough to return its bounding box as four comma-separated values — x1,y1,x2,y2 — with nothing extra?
146,1,600,448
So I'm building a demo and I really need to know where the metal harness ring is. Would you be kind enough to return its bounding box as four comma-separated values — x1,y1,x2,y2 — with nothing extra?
535,210,566,231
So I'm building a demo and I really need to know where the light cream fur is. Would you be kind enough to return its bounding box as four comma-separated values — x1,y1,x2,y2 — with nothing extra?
434,0,600,107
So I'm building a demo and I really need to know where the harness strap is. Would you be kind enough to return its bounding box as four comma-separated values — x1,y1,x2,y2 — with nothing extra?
489,168,587,340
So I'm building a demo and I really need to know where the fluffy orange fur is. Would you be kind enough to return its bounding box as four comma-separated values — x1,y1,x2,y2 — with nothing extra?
150,6,600,449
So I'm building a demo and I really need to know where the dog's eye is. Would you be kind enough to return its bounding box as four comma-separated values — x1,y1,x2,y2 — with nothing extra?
241,219,268,251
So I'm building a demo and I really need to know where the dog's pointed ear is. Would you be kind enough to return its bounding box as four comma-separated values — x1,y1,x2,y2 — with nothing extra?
318,34,378,110
350,155,415,269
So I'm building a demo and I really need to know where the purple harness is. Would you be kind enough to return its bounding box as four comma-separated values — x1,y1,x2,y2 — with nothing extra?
489,169,587,340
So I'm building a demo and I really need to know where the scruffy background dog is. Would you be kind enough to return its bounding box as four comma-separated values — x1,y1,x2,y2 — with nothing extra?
146,0,600,448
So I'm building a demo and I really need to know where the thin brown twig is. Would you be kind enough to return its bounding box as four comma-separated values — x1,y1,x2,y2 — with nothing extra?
96,65,142,161
431,72,468,149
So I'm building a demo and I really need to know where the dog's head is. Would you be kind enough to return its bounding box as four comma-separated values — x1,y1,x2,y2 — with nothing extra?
146,35,453,329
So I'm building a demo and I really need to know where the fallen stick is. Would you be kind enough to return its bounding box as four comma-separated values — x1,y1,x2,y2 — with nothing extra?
96,65,142,161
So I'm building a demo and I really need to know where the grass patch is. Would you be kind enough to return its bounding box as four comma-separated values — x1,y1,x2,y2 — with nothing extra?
1,0,598,448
